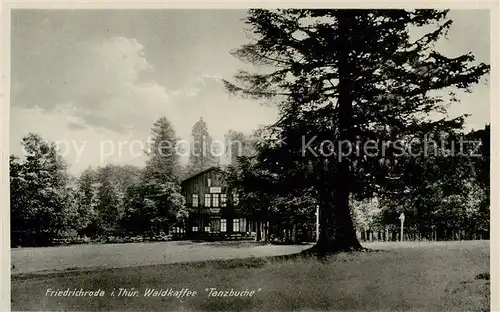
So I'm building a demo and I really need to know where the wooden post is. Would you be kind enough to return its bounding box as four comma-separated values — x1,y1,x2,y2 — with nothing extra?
399,213,405,242
315,205,319,242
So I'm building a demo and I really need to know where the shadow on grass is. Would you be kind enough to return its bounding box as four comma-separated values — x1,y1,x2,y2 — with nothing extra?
11,241,490,312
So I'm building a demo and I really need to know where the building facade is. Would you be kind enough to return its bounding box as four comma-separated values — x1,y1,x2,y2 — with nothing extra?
179,166,250,239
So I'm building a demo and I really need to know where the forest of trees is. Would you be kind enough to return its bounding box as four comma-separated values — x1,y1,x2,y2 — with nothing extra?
223,125,489,245
11,117,206,246
10,115,261,247
9,123,490,247
10,9,490,250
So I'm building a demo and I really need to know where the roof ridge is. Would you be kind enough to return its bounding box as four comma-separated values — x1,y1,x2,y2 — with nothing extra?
181,166,221,182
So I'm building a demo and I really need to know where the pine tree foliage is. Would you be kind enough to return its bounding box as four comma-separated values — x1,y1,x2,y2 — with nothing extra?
224,9,489,253
144,117,182,183
187,117,220,176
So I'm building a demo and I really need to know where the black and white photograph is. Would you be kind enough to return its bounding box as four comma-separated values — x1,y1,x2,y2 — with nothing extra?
4,4,496,312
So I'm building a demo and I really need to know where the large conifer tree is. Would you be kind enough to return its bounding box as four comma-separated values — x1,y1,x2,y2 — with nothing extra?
225,9,489,253
144,117,181,183
187,117,219,176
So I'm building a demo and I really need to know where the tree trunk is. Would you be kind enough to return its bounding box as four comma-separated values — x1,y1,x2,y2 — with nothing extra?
307,13,363,255
311,175,363,255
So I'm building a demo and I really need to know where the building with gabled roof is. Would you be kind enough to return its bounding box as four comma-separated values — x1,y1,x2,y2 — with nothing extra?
178,166,253,240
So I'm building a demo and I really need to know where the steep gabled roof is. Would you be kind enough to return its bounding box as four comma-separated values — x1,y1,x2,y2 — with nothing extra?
181,166,222,184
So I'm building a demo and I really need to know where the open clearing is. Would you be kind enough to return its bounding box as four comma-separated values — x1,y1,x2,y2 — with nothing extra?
11,240,489,311
11,241,311,275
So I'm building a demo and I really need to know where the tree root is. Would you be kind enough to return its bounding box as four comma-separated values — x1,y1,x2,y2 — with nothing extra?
301,240,367,257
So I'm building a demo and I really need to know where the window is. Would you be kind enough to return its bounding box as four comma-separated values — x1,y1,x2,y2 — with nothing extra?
233,192,239,206
221,194,227,207
233,219,240,232
220,219,227,232
208,178,211,187
212,194,219,207
192,194,199,207
192,226,198,232
204,226,211,233
204,194,211,207
175,226,186,234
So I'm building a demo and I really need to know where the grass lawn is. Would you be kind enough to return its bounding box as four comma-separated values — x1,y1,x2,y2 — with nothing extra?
11,241,310,275
11,241,489,311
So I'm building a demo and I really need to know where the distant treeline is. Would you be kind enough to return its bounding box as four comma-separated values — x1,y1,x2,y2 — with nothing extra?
10,120,489,247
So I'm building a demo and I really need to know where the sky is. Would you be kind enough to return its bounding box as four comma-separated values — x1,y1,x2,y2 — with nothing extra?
10,9,491,175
